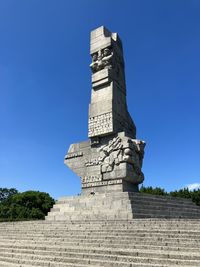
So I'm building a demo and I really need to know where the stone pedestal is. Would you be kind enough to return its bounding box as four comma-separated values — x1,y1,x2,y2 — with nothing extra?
46,191,200,221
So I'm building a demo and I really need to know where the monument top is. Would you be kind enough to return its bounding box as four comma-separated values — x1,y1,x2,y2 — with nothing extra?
89,25,136,139
90,26,121,54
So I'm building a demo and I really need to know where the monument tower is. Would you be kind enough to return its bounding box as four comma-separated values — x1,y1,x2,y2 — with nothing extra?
46,26,200,222
64,26,145,194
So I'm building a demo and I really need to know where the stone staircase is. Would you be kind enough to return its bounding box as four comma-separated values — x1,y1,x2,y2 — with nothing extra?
46,192,200,220
0,219,200,266
1,193,200,266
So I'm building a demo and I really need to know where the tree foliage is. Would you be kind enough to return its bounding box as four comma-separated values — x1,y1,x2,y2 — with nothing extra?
140,186,200,206
140,186,167,196
0,190,55,222
169,188,192,199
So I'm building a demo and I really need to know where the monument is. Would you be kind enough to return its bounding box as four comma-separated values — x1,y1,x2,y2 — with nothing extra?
64,26,145,194
1,25,200,267
46,26,200,221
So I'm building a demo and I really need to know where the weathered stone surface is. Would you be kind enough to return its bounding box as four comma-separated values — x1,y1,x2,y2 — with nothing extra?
64,26,145,193
1,218,200,266
46,192,200,221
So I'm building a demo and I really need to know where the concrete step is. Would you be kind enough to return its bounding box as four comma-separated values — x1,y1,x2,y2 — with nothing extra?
2,228,200,235
129,197,200,208
0,235,199,247
49,205,200,217
0,238,199,254
0,241,200,254
0,256,194,267
55,205,199,216
2,245,200,260
0,256,99,267
0,261,45,267
1,229,200,238
46,213,200,221
1,221,200,231
0,233,199,244
46,192,200,221
0,250,200,266
1,218,200,223
56,197,199,210
0,218,200,266
58,192,195,204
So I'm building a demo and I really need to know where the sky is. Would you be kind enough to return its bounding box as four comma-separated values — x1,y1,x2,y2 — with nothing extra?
0,0,200,199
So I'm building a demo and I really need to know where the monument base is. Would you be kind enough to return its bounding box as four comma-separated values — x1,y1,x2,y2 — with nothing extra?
46,191,200,221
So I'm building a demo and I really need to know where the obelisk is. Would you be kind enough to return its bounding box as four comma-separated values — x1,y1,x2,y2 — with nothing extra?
64,26,145,194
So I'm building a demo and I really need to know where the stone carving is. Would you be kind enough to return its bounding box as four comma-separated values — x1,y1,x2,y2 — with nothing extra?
90,53,98,73
90,47,114,73
88,112,113,137
82,178,122,188
65,152,83,159
81,175,102,184
64,26,145,194
98,137,145,176
99,137,123,173
85,158,100,167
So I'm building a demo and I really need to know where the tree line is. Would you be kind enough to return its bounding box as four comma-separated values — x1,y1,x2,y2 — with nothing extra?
0,188,55,222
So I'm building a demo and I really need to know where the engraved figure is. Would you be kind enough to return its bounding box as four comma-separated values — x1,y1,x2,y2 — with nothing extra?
99,137,123,173
90,47,113,73
90,53,99,73
102,48,113,69
98,137,145,179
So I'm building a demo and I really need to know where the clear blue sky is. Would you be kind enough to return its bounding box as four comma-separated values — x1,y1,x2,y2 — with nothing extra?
0,0,200,199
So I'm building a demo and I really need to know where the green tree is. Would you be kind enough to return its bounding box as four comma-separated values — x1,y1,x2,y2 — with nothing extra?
191,190,200,206
169,188,191,199
140,186,167,196
0,191,55,221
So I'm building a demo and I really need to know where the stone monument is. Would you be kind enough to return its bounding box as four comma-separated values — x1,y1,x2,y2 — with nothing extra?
46,26,200,222
64,26,145,194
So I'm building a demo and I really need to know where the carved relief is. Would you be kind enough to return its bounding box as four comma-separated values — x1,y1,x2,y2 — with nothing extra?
98,137,145,176
82,178,122,188
88,112,113,137
85,158,100,167
65,152,83,160
99,137,122,173
81,175,102,184
90,53,99,73
83,136,145,178
102,48,113,70
90,47,114,73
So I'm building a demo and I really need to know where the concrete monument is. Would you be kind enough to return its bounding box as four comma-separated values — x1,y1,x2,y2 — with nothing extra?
64,26,145,194
46,26,200,222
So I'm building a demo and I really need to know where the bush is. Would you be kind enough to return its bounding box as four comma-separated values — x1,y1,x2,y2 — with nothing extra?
0,190,55,222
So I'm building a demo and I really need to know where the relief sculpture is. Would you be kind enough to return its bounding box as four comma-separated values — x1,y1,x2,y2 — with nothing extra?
90,47,114,73
98,136,145,177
